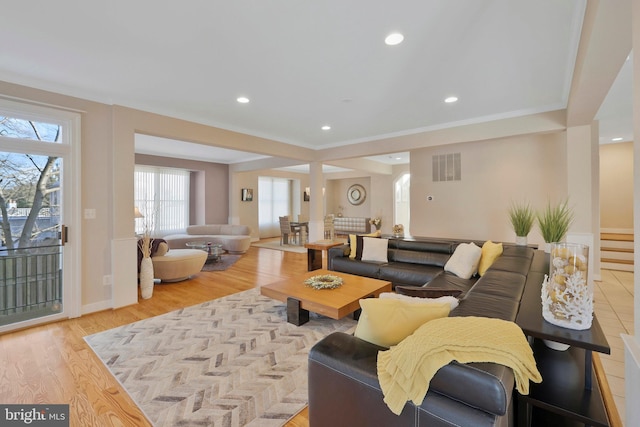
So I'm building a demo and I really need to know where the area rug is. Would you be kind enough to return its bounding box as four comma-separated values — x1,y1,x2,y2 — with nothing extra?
84,288,356,427
251,240,307,254
201,254,241,271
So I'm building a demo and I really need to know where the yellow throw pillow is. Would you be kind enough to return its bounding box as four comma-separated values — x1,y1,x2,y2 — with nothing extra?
349,234,358,259
478,240,503,276
354,298,451,347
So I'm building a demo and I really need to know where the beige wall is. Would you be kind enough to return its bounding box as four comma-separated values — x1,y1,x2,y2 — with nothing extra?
409,132,568,247
600,141,634,230
326,177,372,219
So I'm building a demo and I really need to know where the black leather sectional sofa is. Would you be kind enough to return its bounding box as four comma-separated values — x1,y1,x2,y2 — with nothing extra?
309,236,546,427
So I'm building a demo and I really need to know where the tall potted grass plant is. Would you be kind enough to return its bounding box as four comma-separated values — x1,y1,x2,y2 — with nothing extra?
537,199,574,252
508,201,535,246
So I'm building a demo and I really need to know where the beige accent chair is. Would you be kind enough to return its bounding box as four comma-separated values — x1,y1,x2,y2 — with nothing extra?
151,242,207,282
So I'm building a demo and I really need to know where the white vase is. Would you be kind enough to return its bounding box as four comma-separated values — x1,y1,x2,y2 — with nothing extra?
515,236,528,246
140,257,154,299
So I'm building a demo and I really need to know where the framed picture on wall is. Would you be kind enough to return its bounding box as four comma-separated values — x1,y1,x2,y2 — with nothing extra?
241,188,253,201
303,188,310,202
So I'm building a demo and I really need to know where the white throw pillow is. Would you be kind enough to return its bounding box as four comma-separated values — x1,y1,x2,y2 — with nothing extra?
444,242,482,279
380,292,459,310
360,237,389,262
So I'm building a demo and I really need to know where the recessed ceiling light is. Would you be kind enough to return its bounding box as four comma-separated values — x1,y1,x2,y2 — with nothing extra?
612,137,624,141
321,125,331,131
385,33,404,46
444,96,458,103
236,96,250,104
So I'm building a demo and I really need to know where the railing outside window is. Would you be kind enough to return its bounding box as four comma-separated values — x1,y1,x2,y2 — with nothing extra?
0,245,62,325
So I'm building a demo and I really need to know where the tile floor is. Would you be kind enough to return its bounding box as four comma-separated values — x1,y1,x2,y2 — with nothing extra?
594,269,635,426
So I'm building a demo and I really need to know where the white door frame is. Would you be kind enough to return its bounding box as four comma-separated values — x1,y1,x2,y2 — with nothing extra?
0,98,82,332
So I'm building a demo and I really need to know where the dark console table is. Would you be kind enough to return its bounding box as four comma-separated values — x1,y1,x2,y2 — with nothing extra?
515,261,611,427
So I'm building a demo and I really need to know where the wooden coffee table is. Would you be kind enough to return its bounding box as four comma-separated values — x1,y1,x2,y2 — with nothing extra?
260,269,392,325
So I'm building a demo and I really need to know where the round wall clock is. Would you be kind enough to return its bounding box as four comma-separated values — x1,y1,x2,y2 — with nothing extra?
347,184,366,205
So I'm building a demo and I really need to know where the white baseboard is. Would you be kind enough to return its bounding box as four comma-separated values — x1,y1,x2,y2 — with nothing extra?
82,300,112,315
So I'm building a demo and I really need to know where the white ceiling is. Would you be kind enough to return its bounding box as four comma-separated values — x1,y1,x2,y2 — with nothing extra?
0,1,632,166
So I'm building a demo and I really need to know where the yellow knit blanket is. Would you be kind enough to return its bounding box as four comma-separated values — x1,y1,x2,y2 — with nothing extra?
377,316,542,415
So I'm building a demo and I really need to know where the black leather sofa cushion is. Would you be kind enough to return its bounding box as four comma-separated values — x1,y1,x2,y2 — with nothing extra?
427,361,514,417
388,239,455,253
331,257,383,277
469,270,526,300
418,390,509,427
451,293,520,321
395,286,463,299
488,255,533,276
388,248,451,267
424,271,479,296
378,262,444,286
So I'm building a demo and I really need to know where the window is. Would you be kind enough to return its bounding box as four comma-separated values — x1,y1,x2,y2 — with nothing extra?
134,166,190,234
0,116,62,143
258,177,292,238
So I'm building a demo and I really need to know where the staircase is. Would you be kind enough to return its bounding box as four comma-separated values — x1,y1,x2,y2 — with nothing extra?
600,232,634,272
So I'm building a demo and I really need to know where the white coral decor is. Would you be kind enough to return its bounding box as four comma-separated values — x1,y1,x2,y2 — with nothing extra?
541,243,593,330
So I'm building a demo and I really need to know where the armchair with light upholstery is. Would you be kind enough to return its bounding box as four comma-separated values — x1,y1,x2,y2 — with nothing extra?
138,239,207,283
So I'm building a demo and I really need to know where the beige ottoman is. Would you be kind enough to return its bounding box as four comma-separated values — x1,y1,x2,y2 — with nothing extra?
152,249,207,282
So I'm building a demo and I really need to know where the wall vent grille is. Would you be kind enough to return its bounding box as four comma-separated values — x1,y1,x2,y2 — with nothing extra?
432,153,461,182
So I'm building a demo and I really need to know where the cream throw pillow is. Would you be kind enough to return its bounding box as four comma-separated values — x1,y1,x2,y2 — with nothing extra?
444,242,482,279
478,240,503,276
349,230,382,259
354,298,451,347
360,237,389,262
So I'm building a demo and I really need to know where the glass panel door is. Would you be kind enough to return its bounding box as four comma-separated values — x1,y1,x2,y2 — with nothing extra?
394,173,410,236
0,116,66,328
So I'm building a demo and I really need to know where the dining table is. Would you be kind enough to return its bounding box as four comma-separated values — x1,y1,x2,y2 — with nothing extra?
290,221,309,245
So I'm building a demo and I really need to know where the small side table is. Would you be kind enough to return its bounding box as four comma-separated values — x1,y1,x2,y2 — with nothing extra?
304,240,343,271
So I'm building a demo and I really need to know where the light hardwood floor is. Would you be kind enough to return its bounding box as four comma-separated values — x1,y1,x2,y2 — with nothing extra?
0,243,621,427
0,245,310,427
